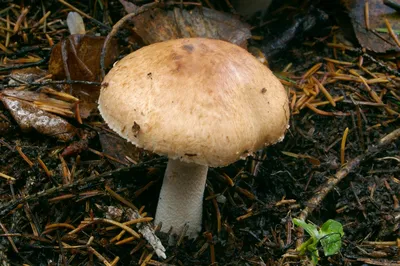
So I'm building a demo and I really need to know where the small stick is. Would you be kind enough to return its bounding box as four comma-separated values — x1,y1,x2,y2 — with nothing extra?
384,0,400,12
30,11,51,32
340,127,349,165
0,80,101,89
140,252,154,266
6,14,10,47
105,185,138,210
0,222,19,253
45,223,76,230
115,236,135,245
311,76,336,107
383,179,399,209
364,1,370,30
15,146,34,167
68,218,141,238
204,232,216,265
0,172,15,181
362,240,399,247
385,18,400,48
48,194,75,202
302,63,322,80
207,187,221,234
350,182,367,218
100,2,158,78
323,58,354,66
110,256,120,266
88,246,112,266
13,7,29,34
305,103,333,116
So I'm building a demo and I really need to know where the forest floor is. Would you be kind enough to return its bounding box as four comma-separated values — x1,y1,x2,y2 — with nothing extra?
0,0,399,265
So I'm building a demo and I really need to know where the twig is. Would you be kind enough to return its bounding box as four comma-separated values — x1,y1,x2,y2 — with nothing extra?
384,0,400,12
363,53,400,77
0,56,49,72
0,158,166,219
204,232,216,265
385,18,400,48
0,172,15,182
100,2,158,78
340,127,349,165
364,1,370,30
0,222,18,253
87,246,112,266
0,80,101,89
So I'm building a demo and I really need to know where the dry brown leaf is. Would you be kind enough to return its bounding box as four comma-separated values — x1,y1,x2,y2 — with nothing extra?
1,96,76,141
2,89,76,118
121,2,251,48
341,0,400,53
49,34,119,118
8,67,47,85
98,132,143,166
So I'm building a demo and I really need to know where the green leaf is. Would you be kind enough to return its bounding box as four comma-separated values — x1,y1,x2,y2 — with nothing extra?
310,249,319,266
319,219,344,256
308,242,320,266
293,218,320,240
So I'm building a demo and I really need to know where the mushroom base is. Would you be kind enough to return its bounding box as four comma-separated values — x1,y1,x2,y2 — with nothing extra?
154,159,208,239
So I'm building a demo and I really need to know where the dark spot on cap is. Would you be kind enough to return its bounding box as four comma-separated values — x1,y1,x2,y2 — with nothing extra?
132,121,140,137
102,82,109,87
182,44,194,53
185,153,197,157
261,88,267,94
171,52,183,61
147,72,152,79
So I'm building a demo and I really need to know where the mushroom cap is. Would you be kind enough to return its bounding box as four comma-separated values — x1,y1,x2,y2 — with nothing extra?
98,38,289,167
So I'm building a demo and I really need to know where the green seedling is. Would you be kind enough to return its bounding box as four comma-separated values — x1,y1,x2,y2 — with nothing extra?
293,218,344,265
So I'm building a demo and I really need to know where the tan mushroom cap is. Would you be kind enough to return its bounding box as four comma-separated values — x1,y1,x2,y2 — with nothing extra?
98,38,289,167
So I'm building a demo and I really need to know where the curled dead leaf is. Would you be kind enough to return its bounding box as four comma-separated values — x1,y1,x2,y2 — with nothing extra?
99,131,143,166
9,67,48,85
1,96,76,141
2,89,77,118
122,3,251,48
49,34,119,118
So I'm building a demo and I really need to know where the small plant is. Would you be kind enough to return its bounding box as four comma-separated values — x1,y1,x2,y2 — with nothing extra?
293,218,344,265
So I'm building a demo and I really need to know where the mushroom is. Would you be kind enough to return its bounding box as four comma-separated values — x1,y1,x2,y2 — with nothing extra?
98,38,289,239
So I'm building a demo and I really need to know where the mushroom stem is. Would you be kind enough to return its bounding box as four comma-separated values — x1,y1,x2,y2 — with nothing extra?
155,159,208,239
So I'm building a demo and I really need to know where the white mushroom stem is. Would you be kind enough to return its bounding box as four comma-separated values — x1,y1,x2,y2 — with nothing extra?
154,159,208,239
